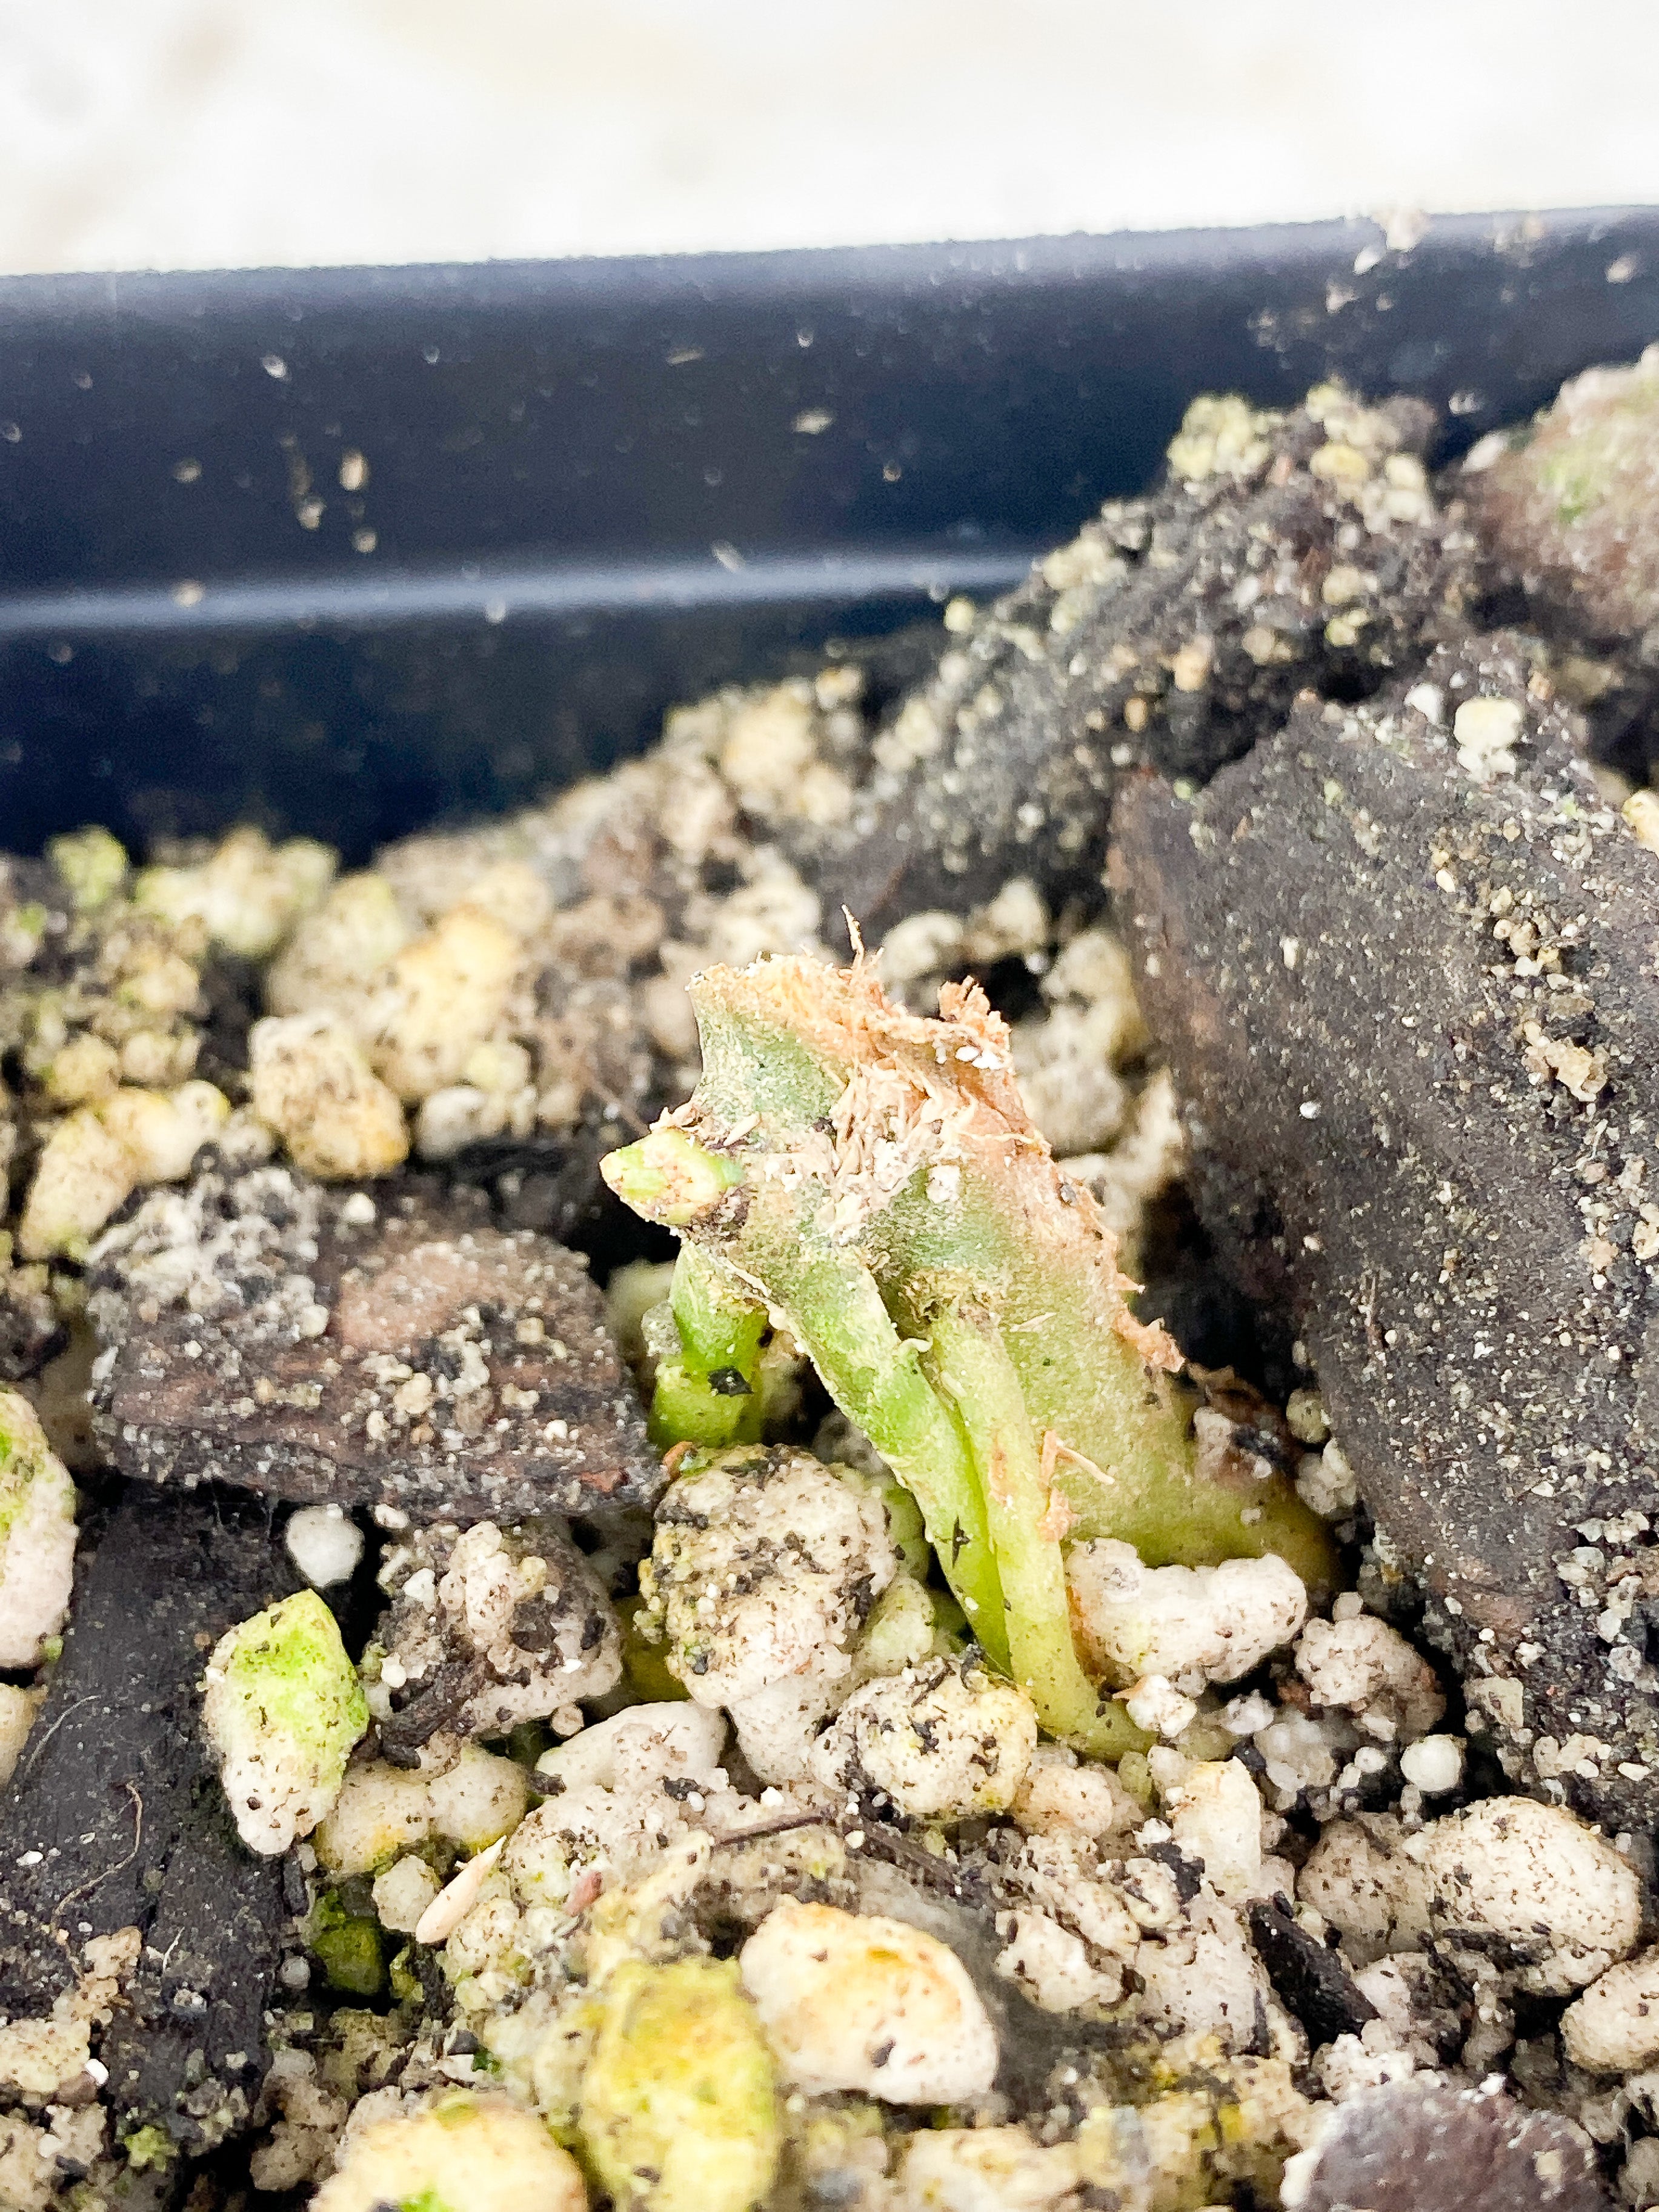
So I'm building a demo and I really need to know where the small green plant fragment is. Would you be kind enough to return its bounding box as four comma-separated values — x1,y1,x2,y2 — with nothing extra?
602,953,1337,1756
576,1956,780,2212
122,2124,177,2171
306,1890,387,1996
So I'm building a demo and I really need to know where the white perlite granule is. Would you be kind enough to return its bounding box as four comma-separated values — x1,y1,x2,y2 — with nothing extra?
1400,1735,1465,1795
285,1504,366,1589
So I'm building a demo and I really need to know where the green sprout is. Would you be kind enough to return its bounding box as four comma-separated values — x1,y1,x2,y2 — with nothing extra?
602,955,1337,1759
645,1242,768,1453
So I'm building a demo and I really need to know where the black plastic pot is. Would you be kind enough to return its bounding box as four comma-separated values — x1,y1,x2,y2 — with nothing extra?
3,206,1659,857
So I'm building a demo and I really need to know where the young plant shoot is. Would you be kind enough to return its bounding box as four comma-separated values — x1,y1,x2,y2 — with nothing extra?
602,952,1337,1757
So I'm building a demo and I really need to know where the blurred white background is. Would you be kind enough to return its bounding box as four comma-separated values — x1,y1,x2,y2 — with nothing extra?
1,0,1656,272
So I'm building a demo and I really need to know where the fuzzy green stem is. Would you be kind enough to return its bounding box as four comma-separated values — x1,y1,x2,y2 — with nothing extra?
648,1246,768,1452
928,1301,1149,1759
762,1246,1008,1671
